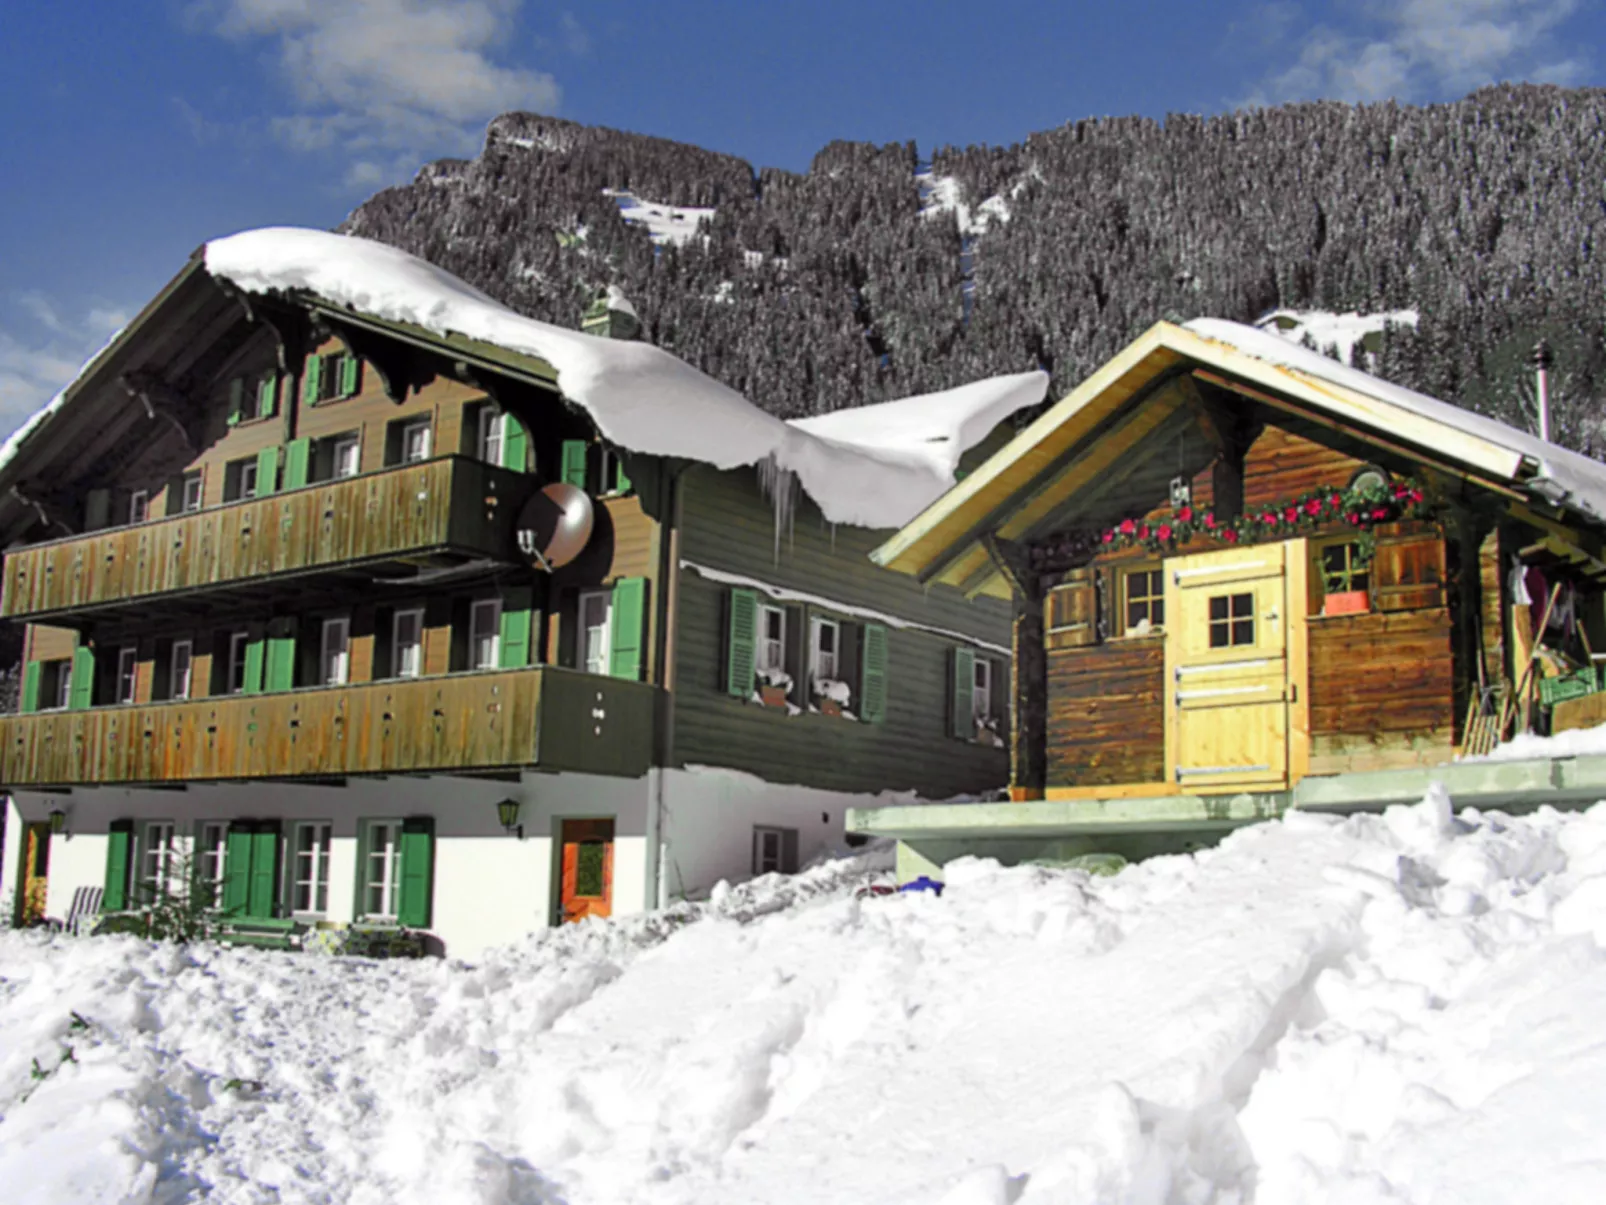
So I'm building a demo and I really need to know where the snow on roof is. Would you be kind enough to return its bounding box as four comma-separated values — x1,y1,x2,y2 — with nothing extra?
1185,318,1606,524
204,227,1030,529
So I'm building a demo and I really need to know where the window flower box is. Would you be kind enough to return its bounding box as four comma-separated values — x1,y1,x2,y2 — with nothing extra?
1322,590,1370,616
759,683,789,709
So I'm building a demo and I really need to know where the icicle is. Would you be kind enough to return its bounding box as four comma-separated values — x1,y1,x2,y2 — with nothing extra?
756,455,799,565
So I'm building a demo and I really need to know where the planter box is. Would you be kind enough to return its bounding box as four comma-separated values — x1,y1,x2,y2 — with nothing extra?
819,697,842,718
1322,590,1370,616
759,684,789,709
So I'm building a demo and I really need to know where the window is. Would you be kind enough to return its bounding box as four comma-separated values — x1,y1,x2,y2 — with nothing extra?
402,418,432,463
972,657,992,724
253,375,277,419
470,599,501,669
197,822,228,898
315,354,356,403
333,436,361,479
116,646,138,704
362,821,402,921
757,605,786,675
290,822,333,915
1320,541,1370,597
224,457,259,502
1123,567,1165,634
599,447,629,495
180,473,203,513
128,490,149,525
752,826,798,875
579,591,611,676
170,640,193,700
321,617,351,686
40,659,72,710
1208,592,1255,648
138,821,177,903
477,406,505,465
810,617,839,684
227,631,250,694
392,608,424,679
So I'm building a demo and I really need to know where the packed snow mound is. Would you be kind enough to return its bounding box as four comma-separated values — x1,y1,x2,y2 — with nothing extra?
204,228,1029,528
10,796,1606,1203
1185,317,1606,523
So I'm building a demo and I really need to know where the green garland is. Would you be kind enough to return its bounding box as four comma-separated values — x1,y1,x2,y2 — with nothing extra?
1099,477,1429,556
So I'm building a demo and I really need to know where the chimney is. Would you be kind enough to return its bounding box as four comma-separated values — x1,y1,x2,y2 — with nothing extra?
581,286,641,341
1530,338,1555,443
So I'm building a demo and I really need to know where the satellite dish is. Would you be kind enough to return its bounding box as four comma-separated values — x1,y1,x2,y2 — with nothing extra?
516,482,595,570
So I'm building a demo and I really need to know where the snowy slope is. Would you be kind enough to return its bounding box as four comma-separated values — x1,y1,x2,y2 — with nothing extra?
9,794,1606,1203
603,190,717,247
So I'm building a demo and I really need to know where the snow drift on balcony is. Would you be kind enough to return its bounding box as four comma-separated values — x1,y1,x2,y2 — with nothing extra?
1185,317,1606,523
204,228,1038,528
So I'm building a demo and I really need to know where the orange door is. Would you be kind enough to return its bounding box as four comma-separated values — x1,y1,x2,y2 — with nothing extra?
559,818,614,923
19,822,51,925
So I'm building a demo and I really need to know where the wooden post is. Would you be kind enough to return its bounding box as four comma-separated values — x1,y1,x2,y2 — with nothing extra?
1010,600,1046,800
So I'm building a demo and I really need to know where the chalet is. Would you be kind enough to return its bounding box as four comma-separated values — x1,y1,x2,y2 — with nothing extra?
0,228,1041,955
856,319,1606,871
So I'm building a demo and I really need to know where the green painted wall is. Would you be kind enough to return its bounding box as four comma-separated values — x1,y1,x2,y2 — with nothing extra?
672,465,1012,797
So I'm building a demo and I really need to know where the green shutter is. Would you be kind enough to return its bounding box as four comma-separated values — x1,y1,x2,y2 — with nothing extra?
340,354,360,397
950,646,976,739
283,437,311,489
221,825,253,915
242,635,266,694
264,618,297,691
103,821,134,911
84,488,111,531
257,376,277,418
860,623,888,724
302,354,323,406
227,378,245,426
561,440,589,488
20,662,41,713
69,645,95,710
397,817,435,928
726,587,758,697
247,824,279,919
499,587,533,668
610,576,647,681
502,415,528,473
614,454,632,495
255,445,279,496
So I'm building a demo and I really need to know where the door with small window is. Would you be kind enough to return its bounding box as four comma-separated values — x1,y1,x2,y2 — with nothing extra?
1163,539,1307,792
559,818,614,923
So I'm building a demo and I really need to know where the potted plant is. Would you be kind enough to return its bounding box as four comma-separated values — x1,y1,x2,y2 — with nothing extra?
756,668,792,709
813,678,852,718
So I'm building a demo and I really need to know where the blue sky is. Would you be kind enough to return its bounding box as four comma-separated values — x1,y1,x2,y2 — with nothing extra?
1,0,1597,440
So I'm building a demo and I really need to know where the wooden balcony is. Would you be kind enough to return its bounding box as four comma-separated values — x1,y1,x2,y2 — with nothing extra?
0,456,529,623
0,666,660,787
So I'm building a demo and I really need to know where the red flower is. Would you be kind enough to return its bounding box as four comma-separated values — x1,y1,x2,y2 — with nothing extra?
1261,512,1276,525
1102,530,1115,544
1119,518,1136,535
1284,505,1299,522
1329,493,1343,509
1203,513,1216,529
1347,513,1361,525
1178,506,1194,522
1393,484,1408,499
1157,524,1174,541
1304,498,1322,516
1137,524,1150,540
1371,507,1388,521
1410,489,1424,503
1223,529,1239,543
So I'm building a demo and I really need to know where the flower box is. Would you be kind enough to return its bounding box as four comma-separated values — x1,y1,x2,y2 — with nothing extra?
759,684,789,709
820,697,842,718
1322,590,1370,616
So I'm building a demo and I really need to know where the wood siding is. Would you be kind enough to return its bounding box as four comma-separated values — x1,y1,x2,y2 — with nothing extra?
0,665,658,785
673,465,1011,797
2,457,527,621
1045,637,1165,787
1189,426,1362,512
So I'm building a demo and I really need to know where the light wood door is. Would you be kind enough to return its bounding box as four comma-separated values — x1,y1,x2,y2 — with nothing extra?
1164,539,1308,792
19,822,51,924
559,818,615,923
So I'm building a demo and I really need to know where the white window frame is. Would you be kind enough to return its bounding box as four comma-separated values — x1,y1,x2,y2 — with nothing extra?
470,598,501,670
599,446,621,495
227,631,250,694
972,657,992,725
48,660,72,711
401,418,432,463
752,825,795,875
116,646,138,704
181,474,203,512
361,820,403,922
757,605,786,675
196,822,228,897
139,821,177,903
477,405,505,466
332,435,361,479
239,459,259,499
289,820,334,916
128,490,149,525
392,607,424,679
169,639,193,701
579,590,611,676
321,617,351,686
810,617,840,685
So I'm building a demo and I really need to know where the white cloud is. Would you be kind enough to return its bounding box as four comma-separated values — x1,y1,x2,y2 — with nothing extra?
1241,0,1586,106
0,301,129,446
193,0,559,176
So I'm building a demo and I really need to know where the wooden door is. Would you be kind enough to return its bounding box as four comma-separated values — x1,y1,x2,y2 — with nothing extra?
559,818,614,923
19,822,50,924
1164,539,1308,793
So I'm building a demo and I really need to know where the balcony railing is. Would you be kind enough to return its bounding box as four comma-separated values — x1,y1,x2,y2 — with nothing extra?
1,456,529,622
0,666,660,787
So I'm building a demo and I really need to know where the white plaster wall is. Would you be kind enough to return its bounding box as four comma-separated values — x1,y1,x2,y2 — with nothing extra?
45,832,108,919
611,836,648,917
432,835,552,958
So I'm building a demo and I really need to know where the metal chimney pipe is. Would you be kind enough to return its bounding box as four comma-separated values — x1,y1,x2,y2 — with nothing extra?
1531,339,1555,443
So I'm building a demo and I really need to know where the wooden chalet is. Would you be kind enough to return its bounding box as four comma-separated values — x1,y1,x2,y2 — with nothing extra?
0,230,1029,953
859,319,1606,863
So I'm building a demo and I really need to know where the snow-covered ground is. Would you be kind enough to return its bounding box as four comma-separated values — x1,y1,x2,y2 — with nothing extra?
8,793,1606,1203
603,190,716,247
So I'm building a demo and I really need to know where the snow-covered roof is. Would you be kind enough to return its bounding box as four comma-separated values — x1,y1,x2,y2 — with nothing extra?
1184,318,1606,524
205,228,1041,529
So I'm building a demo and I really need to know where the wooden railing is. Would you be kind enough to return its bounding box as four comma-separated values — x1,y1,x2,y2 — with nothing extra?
0,666,660,786
0,456,528,621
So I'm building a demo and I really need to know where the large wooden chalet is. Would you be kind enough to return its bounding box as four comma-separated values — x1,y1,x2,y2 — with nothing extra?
860,319,1606,866
0,230,1028,954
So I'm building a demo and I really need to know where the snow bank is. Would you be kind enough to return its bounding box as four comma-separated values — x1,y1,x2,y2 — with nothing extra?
1464,718,1606,763
10,795,1606,1202
1185,317,1606,523
204,228,1037,528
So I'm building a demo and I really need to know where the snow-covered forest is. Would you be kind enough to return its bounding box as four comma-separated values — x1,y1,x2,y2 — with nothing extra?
345,84,1606,448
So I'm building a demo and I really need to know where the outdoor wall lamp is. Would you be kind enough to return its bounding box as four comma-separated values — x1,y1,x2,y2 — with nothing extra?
48,808,68,837
496,798,523,839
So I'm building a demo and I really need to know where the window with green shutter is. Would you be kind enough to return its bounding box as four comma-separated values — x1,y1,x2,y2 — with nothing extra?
69,645,95,710
302,354,323,407
20,662,41,713
242,633,266,694
859,624,888,724
560,440,589,488
221,824,254,915
264,618,297,691
257,376,278,419
613,454,632,495
950,646,976,739
397,817,435,928
726,587,759,697
228,378,246,426
339,353,361,397
283,437,311,489
503,415,529,473
248,824,280,919
609,576,647,681
255,445,280,496
103,820,134,911
499,586,533,668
